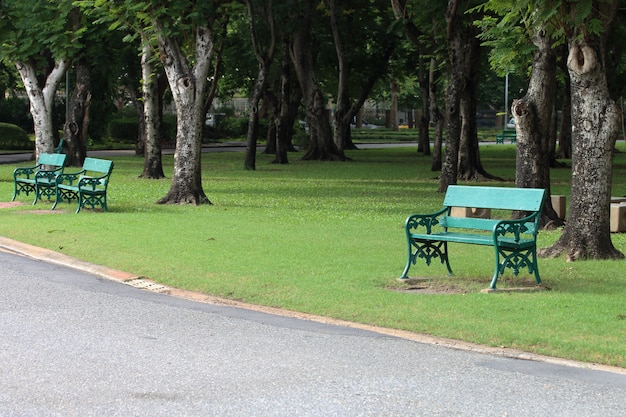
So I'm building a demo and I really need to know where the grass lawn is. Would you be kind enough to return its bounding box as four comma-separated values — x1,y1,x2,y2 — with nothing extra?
1,141,626,368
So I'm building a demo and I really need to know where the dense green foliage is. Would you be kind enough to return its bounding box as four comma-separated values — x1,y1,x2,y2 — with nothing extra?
1,143,625,367
0,122,32,150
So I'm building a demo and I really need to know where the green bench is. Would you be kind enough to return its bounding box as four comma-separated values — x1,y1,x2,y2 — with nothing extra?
400,185,546,289
12,153,67,205
496,129,516,144
52,157,114,213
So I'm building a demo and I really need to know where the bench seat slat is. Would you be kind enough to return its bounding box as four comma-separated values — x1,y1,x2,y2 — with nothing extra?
443,185,544,211
411,232,493,245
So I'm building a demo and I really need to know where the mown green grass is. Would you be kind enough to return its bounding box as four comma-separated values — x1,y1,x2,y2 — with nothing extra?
1,143,626,367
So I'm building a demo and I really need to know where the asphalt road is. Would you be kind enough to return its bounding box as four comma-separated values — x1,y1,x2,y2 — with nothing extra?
1,247,625,416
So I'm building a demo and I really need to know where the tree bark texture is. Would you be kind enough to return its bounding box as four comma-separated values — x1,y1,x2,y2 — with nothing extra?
244,0,275,171
290,4,344,161
15,59,68,159
540,39,623,260
139,41,165,179
438,0,463,192
157,25,214,205
269,35,300,164
512,27,562,228
64,59,91,167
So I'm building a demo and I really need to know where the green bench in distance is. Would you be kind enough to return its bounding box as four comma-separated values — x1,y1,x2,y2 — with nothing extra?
52,157,114,213
496,129,517,144
12,153,67,205
400,185,546,290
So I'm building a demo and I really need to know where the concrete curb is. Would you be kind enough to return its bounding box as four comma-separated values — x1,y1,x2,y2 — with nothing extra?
0,236,141,282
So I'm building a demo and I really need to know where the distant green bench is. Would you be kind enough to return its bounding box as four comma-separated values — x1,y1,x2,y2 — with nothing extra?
12,153,67,205
400,185,546,289
496,129,516,144
54,138,65,154
52,157,114,213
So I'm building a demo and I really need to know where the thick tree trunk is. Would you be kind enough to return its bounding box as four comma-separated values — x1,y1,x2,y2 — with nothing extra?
64,60,90,167
15,59,68,159
440,0,495,189
512,28,562,228
328,0,353,154
271,36,300,164
156,26,213,205
243,0,275,171
540,41,623,260
290,8,344,161
455,24,496,182
139,42,165,179
244,66,265,170
438,0,463,192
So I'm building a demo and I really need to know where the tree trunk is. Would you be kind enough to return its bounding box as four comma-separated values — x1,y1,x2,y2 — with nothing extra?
438,0,463,192
290,6,344,161
64,59,90,167
156,26,213,205
244,65,265,170
540,37,623,260
15,59,68,159
272,35,301,164
244,0,275,171
139,41,165,179
512,27,562,228
328,0,356,153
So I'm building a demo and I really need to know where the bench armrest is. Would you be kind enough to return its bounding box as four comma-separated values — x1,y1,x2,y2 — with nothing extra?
405,207,448,234
493,212,539,243
56,170,87,187
13,164,40,180
78,174,109,190
34,166,64,181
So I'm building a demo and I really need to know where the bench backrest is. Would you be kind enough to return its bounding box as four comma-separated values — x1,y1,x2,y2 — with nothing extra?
83,157,113,176
39,153,66,168
443,185,545,212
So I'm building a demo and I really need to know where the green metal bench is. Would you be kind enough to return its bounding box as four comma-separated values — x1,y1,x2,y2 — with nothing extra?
52,157,114,213
400,185,546,289
12,153,67,205
496,129,516,144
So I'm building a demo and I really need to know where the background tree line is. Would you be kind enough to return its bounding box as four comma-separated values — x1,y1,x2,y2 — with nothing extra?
1,0,625,261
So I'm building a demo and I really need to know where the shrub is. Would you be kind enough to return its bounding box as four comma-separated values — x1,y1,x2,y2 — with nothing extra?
0,122,32,150
0,98,33,132
108,118,138,144
108,112,179,145
220,116,248,138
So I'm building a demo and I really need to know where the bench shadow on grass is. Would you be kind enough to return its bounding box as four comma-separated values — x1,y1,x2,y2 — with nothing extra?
1,201,71,214
387,276,550,295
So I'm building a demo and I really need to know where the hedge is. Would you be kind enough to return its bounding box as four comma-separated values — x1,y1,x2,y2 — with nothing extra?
0,122,33,150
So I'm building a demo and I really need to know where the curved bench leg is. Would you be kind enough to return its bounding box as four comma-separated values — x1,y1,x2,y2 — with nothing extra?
490,246,501,289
